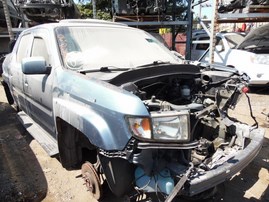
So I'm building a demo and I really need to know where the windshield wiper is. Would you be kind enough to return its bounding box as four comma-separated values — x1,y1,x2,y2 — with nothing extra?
79,66,131,73
137,60,170,68
244,45,269,50
99,66,131,72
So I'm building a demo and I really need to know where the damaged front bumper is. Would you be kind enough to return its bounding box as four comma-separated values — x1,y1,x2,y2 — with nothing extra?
98,124,264,199
186,127,264,196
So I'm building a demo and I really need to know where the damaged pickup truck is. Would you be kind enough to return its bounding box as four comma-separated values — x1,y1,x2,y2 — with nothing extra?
2,19,264,201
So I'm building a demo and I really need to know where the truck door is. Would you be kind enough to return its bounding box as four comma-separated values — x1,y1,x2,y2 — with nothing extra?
11,33,33,112
23,29,55,136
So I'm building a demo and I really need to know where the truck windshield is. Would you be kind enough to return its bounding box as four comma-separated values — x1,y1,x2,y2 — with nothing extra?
55,26,181,71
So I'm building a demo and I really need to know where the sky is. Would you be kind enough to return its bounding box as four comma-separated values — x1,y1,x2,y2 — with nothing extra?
192,0,213,19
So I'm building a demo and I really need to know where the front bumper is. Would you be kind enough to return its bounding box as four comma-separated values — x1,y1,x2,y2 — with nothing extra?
186,127,264,196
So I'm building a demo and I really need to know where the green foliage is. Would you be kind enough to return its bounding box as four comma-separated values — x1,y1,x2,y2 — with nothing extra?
76,1,112,20
96,0,111,11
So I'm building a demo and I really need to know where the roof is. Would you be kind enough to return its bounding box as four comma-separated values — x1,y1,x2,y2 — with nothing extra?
59,19,127,27
20,19,134,35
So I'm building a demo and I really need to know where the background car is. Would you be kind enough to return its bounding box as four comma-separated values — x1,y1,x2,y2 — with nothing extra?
191,30,245,61
200,23,269,86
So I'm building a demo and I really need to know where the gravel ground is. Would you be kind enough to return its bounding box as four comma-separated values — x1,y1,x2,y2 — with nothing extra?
0,83,268,202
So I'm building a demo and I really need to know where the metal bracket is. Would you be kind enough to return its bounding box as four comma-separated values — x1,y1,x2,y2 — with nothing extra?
165,163,194,202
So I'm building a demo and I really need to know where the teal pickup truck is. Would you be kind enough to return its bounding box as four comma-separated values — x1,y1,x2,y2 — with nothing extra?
2,19,264,201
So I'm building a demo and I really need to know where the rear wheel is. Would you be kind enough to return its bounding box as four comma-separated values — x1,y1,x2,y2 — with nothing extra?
81,161,102,200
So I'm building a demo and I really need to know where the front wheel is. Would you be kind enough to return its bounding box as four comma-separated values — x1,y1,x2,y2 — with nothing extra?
81,161,102,200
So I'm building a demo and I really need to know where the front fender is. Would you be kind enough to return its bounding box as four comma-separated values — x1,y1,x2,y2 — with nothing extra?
53,98,135,150
52,71,150,150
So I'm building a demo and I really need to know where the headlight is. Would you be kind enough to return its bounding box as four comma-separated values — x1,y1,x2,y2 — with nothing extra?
127,110,190,141
152,111,190,141
127,117,152,139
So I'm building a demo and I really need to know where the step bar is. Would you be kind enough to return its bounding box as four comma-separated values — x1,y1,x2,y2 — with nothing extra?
17,111,59,156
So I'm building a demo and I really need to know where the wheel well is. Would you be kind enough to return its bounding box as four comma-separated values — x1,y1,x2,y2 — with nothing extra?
56,118,97,169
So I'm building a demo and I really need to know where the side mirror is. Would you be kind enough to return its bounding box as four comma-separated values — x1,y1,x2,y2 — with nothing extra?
215,45,224,52
22,57,51,75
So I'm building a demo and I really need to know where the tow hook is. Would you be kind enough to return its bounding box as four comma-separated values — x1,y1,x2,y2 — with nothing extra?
165,163,194,202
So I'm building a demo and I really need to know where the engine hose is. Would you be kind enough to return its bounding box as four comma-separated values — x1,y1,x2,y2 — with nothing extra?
245,93,258,130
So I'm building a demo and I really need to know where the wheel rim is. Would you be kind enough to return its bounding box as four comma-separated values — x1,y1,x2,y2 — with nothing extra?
81,161,102,200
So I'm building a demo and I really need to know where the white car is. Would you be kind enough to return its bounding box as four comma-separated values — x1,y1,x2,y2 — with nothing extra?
191,31,245,61
200,24,269,86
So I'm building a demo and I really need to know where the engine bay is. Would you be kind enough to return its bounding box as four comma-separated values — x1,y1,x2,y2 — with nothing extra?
120,69,242,113
98,65,257,199
118,68,251,179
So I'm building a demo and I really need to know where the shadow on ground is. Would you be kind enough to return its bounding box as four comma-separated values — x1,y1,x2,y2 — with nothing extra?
249,86,269,95
0,102,48,201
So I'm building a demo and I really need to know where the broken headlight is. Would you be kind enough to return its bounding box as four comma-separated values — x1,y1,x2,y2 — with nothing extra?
127,110,190,141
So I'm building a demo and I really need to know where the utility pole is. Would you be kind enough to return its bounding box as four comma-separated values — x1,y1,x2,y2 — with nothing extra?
92,0,97,19
198,2,201,29
209,0,218,64
1,0,14,40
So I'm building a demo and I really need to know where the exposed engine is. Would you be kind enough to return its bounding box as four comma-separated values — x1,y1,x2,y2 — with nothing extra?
121,70,243,112
96,66,253,198
122,75,197,105
103,68,252,199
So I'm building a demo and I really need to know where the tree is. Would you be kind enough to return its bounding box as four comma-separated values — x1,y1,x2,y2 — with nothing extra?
77,0,112,20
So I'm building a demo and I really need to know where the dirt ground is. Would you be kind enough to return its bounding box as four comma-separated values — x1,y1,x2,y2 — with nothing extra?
0,83,268,202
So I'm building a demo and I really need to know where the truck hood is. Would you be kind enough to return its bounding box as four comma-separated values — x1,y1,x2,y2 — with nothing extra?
84,64,201,86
